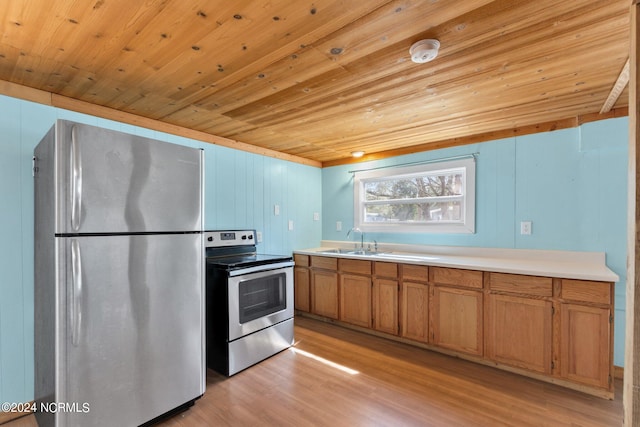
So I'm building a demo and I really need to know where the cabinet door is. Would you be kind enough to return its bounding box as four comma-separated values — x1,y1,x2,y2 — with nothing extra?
487,294,552,374
340,274,372,328
401,281,429,343
294,267,310,312
431,286,483,356
311,270,339,319
373,279,398,335
560,303,612,389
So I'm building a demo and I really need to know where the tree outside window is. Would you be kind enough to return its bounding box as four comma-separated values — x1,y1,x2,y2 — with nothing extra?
353,158,475,234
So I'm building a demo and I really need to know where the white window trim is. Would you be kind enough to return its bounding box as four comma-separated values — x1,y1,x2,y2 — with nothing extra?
353,157,476,234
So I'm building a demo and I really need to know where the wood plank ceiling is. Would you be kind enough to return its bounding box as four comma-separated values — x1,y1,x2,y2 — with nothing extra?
0,0,630,166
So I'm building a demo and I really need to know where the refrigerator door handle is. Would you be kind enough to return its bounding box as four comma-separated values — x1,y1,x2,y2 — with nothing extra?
70,126,83,231
71,239,83,346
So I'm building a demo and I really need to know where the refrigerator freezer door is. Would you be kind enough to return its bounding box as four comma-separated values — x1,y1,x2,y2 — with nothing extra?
55,234,204,427
53,120,203,234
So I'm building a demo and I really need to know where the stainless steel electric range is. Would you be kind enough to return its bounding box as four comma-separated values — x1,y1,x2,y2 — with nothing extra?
205,230,294,376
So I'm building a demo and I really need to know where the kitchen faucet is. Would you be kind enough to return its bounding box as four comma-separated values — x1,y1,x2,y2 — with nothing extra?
347,227,364,249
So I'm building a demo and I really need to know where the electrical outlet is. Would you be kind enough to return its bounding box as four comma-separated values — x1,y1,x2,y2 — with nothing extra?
288,220,294,231
274,204,280,216
256,231,263,242
313,212,320,221
520,221,532,235
336,221,342,231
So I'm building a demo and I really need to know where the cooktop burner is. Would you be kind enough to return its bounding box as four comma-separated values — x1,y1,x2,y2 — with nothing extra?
204,229,293,271
207,253,293,270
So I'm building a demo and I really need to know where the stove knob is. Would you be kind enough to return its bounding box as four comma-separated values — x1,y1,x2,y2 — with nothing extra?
241,235,247,240
207,236,213,242
248,234,253,240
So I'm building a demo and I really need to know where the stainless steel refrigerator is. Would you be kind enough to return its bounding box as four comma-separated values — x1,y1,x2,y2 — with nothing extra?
34,120,205,427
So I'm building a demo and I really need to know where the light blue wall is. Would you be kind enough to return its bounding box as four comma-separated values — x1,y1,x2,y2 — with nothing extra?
0,91,629,404
0,94,322,404
322,119,629,366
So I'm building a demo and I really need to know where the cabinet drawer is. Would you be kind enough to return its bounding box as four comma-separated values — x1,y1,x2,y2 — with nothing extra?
561,279,612,305
430,267,483,289
339,258,372,275
402,264,429,282
374,262,398,278
311,256,337,270
488,272,552,297
294,254,310,267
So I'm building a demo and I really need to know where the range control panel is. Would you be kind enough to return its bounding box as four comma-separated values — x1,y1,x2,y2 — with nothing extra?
204,230,256,248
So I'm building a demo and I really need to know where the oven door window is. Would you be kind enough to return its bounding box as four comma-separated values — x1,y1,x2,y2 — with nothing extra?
238,272,286,324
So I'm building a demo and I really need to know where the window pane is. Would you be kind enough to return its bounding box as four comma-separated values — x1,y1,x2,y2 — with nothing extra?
364,200,463,223
353,157,475,234
364,172,463,202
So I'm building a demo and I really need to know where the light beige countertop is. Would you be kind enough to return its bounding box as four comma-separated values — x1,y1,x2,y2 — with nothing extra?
294,240,620,283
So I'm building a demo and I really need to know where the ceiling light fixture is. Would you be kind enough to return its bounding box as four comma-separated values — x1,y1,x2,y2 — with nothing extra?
410,39,440,63
351,151,365,158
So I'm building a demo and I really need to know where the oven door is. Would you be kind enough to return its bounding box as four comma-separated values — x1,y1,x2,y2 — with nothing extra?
227,264,294,341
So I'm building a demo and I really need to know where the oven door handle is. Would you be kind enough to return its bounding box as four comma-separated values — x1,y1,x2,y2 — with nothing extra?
228,261,294,277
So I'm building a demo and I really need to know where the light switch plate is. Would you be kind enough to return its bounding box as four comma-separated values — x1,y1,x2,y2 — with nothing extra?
288,220,294,231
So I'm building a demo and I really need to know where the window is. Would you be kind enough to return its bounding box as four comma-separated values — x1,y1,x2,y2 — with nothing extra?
353,157,476,234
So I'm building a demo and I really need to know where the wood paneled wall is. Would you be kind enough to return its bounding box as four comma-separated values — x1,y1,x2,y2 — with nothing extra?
625,2,640,425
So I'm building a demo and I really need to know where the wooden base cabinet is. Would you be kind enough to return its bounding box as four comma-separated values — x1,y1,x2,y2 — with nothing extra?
310,256,339,319
373,278,398,335
431,286,483,356
293,255,311,312
558,278,614,391
400,264,430,343
311,270,339,319
401,281,429,343
339,259,372,328
559,304,611,389
295,254,615,398
429,267,484,356
373,262,399,335
340,273,372,328
486,294,552,374
294,267,311,312
486,273,554,375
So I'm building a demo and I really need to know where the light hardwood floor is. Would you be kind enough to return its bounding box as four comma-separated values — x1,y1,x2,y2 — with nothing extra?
4,316,623,426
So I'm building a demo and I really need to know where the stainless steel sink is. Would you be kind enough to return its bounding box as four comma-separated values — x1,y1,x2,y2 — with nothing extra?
316,248,439,261
318,248,388,256
317,248,349,254
346,249,385,256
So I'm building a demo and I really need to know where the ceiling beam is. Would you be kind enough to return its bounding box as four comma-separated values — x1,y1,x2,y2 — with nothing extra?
601,57,630,114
